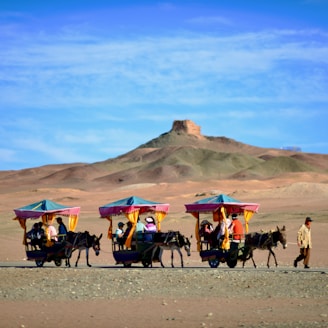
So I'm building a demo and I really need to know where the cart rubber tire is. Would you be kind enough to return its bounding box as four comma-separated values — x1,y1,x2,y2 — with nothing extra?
54,258,62,267
123,263,132,268
35,260,44,267
142,260,151,268
208,258,220,268
227,258,238,268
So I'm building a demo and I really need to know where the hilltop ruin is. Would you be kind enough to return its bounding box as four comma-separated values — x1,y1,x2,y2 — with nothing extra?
170,120,203,138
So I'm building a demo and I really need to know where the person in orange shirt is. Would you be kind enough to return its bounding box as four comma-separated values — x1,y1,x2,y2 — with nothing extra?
231,213,244,242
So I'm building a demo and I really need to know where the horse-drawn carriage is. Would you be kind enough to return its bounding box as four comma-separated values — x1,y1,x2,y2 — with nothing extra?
99,196,190,268
13,199,80,267
185,194,261,268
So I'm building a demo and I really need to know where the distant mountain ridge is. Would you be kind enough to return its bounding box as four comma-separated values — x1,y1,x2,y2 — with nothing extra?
1,120,327,191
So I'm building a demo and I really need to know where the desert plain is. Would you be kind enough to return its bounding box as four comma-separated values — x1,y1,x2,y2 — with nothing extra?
1,172,328,328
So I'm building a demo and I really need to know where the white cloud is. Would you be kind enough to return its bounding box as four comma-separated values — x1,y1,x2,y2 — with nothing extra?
1,28,326,109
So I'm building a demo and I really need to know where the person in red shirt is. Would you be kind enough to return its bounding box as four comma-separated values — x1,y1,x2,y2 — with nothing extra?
231,214,244,242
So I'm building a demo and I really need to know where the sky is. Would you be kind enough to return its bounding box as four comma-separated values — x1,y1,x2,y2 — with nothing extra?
1,0,328,171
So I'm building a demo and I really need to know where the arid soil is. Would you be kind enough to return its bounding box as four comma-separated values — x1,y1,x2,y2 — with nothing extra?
1,266,327,328
1,173,328,327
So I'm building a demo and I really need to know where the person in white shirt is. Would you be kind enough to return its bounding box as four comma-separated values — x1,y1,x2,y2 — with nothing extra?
47,224,58,242
115,222,125,246
216,215,232,244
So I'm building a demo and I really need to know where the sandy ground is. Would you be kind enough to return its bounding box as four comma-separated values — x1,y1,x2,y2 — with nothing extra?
1,267,327,328
1,176,328,327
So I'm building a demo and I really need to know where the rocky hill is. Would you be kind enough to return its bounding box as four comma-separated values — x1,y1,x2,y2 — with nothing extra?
1,120,327,191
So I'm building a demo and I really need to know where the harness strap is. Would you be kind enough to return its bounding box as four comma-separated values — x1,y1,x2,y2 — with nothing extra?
257,232,273,248
257,233,263,248
163,233,168,244
65,233,82,258
164,231,174,245
175,231,181,247
72,232,81,248
162,231,180,247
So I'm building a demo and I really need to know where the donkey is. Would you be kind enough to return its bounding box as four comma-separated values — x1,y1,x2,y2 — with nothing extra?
151,231,191,268
242,226,287,268
65,231,102,267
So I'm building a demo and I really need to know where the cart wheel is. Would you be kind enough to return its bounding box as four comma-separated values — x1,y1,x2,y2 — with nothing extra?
35,260,44,267
54,258,62,267
227,258,238,268
123,263,132,268
142,260,151,268
208,258,219,268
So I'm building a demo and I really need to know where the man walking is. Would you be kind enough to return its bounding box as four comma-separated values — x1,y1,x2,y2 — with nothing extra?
294,217,313,269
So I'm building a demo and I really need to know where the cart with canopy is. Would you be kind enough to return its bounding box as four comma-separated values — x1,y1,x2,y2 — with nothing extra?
99,195,170,267
13,199,80,267
185,194,260,268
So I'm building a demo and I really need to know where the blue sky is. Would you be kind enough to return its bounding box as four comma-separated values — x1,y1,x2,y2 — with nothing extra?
1,0,328,171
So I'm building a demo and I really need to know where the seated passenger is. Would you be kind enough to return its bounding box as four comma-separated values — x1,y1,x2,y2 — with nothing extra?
135,217,146,241
212,215,232,247
144,217,157,241
115,222,125,246
199,220,214,241
123,221,133,238
38,222,45,239
56,217,68,242
27,222,43,250
231,214,244,243
47,223,58,242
